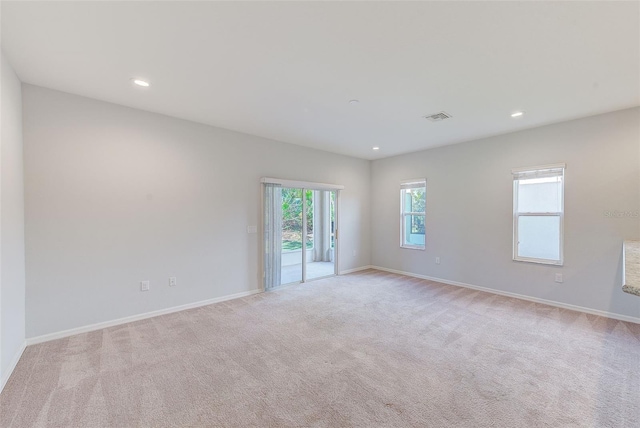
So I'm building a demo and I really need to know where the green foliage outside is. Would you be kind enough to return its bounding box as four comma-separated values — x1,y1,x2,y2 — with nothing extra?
282,240,311,251
282,188,313,251
405,188,425,234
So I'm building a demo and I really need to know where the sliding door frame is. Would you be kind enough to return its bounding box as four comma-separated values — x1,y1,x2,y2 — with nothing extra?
260,178,344,290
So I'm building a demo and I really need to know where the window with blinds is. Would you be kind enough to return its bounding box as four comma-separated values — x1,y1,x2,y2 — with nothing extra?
400,179,426,250
512,164,565,265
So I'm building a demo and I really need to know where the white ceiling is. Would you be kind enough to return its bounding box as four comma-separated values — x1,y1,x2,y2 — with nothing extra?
2,1,639,160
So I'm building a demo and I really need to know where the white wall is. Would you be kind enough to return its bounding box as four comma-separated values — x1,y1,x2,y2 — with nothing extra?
371,107,640,320
19,83,640,340
1,52,26,386
23,85,371,338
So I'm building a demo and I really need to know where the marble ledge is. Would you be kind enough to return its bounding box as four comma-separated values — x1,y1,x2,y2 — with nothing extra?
623,240,640,296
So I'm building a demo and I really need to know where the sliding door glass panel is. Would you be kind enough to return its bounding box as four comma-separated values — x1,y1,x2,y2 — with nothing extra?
265,185,338,289
305,189,314,251
307,190,336,280
331,191,336,251
280,188,303,284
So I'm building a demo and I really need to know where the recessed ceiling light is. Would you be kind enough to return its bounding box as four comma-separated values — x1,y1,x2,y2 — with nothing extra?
372,146,380,151
511,111,524,118
349,99,359,105
132,79,150,87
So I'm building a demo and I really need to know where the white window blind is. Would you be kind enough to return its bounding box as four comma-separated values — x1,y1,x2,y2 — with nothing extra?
512,164,565,181
401,180,427,190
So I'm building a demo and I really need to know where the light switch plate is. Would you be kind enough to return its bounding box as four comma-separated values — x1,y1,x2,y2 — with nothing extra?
141,280,150,291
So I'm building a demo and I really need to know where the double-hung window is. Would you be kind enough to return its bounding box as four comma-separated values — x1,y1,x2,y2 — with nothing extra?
400,179,426,250
512,164,565,265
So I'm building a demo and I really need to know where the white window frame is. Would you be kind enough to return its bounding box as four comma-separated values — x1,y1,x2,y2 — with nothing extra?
400,179,426,250
512,163,565,265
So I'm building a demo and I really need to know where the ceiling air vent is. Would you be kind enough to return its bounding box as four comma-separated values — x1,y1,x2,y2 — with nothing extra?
424,111,452,122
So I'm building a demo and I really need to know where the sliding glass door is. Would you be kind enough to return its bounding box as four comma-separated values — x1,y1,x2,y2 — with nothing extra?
280,188,304,284
263,182,338,290
306,190,336,281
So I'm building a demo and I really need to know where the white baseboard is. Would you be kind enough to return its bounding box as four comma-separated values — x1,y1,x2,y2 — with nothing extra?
26,289,263,346
371,266,640,325
0,340,27,394
339,265,373,275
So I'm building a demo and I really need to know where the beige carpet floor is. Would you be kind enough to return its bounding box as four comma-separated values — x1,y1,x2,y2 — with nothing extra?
1,269,639,427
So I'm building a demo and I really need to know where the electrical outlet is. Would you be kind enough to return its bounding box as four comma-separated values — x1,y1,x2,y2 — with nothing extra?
140,280,150,291
247,226,257,234
555,273,563,283
435,257,441,265
169,276,177,286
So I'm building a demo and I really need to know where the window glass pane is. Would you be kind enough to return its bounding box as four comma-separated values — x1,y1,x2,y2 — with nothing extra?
517,177,562,213
404,188,425,213
517,215,560,261
403,215,425,246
